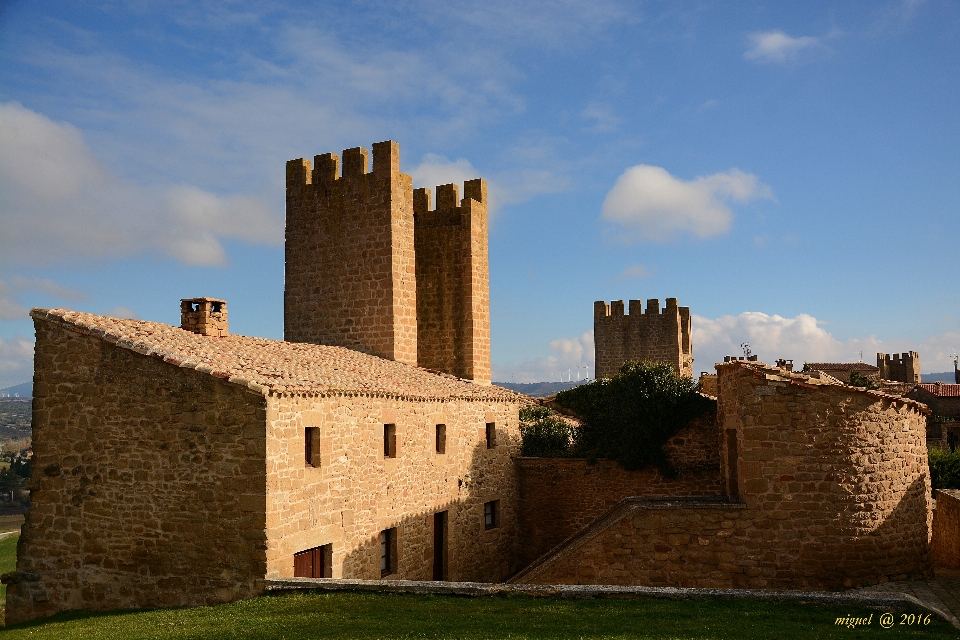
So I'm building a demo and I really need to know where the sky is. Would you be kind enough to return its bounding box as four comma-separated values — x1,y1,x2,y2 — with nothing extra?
1,0,958,387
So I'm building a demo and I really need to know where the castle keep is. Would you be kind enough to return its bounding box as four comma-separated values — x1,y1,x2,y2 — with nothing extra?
285,141,490,383
878,351,921,384
594,298,692,378
7,140,941,624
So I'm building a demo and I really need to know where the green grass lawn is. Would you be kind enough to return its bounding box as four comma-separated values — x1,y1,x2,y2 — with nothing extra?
0,532,18,604
0,590,956,639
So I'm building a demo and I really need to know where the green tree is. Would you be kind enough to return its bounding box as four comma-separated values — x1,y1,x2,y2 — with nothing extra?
555,361,715,476
519,405,574,457
848,371,879,390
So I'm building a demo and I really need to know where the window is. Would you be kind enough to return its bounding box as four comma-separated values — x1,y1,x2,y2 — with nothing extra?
294,544,332,578
384,423,397,458
380,527,397,577
435,424,446,454
433,511,447,581
725,429,739,500
305,427,319,467
485,422,496,449
484,500,499,530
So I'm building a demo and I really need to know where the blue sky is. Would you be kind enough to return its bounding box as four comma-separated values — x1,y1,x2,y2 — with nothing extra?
1,0,958,386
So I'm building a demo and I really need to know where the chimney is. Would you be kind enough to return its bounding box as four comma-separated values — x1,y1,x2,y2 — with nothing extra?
180,298,228,337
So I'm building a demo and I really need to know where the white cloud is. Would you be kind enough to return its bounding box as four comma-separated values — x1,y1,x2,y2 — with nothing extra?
581,101,621,132
0,281,28,320
0,102,282,267
10,277,85,301
617,264,652,280
0,336,34,389
601,165,773,242
493,331,595,383
102,306,139,320
744,30,827,64
410,151,568,216
692,312,960,375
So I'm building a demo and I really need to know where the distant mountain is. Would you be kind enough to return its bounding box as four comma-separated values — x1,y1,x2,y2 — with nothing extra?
0,382,31,398
922,372,958,383
493,380,589,398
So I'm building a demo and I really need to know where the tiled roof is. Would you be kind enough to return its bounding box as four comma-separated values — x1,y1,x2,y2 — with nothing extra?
916,383,960,398
804,362,879,372
32,308,524,403
717,359,929,413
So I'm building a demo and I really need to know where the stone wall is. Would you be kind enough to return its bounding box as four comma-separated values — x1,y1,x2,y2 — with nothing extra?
516,411,720,566
878,352,921,384
932,490,960,570
414,181,491,384
6,319,269,624
285,141,418,365
593,298,692,379
265,395,521,584
516,362,933,589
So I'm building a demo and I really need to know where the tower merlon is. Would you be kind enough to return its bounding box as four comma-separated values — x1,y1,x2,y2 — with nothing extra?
646,299,660,315
463,178,486,204
313,153,339,183
414,188,432,215
372,140,400,175
342,146,370,177
437,184,459,210
594,300,611,320
286,158,312,188
611,300,625,316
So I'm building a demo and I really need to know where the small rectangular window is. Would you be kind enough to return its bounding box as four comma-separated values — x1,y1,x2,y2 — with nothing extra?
484,500,499,530
436,424,446,454
294,543,332,578
384,423,397,458
485,422,496,449
380,527,397,577
305,427,319,467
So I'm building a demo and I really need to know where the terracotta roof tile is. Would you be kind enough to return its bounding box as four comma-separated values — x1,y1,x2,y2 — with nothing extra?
716,359,929,413
804,362,879,372
32,308,524,403
917,383,960,398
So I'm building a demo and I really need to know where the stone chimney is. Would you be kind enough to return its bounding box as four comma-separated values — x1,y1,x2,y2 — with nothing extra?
180,298,228,337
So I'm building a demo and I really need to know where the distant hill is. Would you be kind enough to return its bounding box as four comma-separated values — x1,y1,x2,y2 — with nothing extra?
493,380,589,398
0,382,31,398
922,372,957,383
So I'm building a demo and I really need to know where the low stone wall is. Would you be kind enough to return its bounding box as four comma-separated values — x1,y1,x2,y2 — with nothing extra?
932,490,960,570
516,411,720,567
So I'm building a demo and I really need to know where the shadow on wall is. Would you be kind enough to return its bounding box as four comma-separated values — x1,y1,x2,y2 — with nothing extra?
339,432,522,584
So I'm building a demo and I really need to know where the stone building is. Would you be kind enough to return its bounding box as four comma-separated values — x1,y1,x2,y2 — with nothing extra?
512,360,933,589
6,139,942,623
285,141,490,383
802,361,879,384
8,305,522,623
593,298,692,379
877,351,921,384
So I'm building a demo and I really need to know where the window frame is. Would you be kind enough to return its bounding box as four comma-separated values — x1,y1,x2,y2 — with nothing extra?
483,500,499,530
305,426,319,468
435,424,446,454
380,527,397,577
485,422,496,449
384,423,397,458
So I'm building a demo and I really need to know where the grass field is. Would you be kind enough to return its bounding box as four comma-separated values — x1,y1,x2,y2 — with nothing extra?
0,532,18,604
0,589,956,639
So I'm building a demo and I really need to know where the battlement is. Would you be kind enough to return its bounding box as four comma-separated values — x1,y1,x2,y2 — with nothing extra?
285,141,402,189
284,140,490,382
877,351,921,384
593,297,692,379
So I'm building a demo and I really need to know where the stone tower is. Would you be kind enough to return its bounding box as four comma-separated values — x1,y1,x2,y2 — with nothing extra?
414,181,490,384
284,141,490,383
877,351,921,384
594,298,692,379
285,141,417,365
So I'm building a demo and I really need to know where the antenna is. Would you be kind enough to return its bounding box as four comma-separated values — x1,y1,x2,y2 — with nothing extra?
741,342,752,359
858,350,862,363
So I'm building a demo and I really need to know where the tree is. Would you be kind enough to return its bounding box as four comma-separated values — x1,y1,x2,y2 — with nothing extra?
555,360,715,476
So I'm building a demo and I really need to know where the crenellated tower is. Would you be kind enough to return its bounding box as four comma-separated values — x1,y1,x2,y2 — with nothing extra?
414,180,490,384
285,141,417,364
594,298,692,379
877,351,921,384
284,141,490,382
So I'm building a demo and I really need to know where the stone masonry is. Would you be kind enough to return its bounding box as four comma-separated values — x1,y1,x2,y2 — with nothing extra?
7,308,522,624
878,351,921,384
414,181,490,383
514,360,933,589
594,298,692,379
285,141,490,383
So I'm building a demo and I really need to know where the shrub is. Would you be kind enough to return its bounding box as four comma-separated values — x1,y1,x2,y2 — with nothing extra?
848,371,879,390
519,405,574,457
555,360,714,476
929,446,960,491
